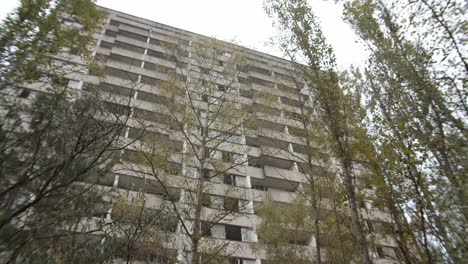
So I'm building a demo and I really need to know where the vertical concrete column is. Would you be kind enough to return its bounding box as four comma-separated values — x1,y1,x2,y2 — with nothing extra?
176,39,193,264
111,22,146,211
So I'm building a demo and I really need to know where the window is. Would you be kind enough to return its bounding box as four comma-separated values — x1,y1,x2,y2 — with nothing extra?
227,134,243,144
118,30,147,42
229,258,257,264
109,53,142,66
140,75,162,86
114,40,145,54
182,219,194,235
104,102,131,116
109,19,119,26
211,224,226,239
201,221,212,237
210,173,223,183
235,175,247,187
183,191,197,205
233,153,244,163
185,166,199,179
100,41,113,49
222,152,244,163
225,225,242,241
248,156,262,168
239,89,253,99
217,84,227,92
105,67,139,81
249,76,273,87
239,200,254,214
252,185,268,191
190,92,202,101
18,89,31,98
239,259,256,264
203,169,211,180
224,173,233,185
288,126,306,137
221,151,230,162
280,96,302,107
105,29,117,37
241,228,257,242
208,95,219,105
137,91,167,104
224,174,247,187
245,137,260,148
210,195,224,209
150,38,160,45
224,197,239,212
67,80,81,89
251,66,270,76
147,49,175,62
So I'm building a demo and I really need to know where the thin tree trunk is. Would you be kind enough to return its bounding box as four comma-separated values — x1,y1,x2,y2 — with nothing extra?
339,155,372,264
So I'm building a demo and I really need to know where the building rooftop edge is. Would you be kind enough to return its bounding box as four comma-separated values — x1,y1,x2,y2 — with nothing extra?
96,5,295,66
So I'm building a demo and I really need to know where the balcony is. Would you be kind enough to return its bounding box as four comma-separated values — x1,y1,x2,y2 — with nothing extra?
264,165,304,183
250,173,299,193
267,188,296,203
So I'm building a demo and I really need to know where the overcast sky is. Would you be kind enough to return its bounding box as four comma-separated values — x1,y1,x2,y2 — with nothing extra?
0,0,367,69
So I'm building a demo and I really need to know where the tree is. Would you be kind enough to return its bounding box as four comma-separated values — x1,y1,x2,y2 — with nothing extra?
252,63,365,263
112,37,257,264
341,0,467,262
263,0,373,263
254,198,314,264
104,194,178,263
0,0,103,89
0,1,136,262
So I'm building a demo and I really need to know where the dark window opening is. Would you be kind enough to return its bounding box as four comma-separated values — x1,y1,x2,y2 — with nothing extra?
100,82,135,97
137,90,167,104
109,53,142,66
100,41,113,49
109,19,120,26
239,89,253,98
225,225,242,241
105,67,139,82
18,89,31,98
249,77,273,87
251,66,270,76
140,75,162,86
118,29,148,42
105,29,117,37
201,221,212,237
114,41,145,54
224,197,239,213
147,49,176,62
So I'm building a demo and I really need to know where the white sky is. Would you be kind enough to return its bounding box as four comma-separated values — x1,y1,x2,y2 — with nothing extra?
0,0,367,69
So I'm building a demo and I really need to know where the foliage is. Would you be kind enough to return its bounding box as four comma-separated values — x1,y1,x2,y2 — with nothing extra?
0,0,130,262
254,198,313,264
0,0,105,88
263,0,374,263
341,0,467,262
122,38,254,264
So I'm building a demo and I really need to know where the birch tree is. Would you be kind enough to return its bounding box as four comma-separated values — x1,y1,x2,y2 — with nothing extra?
0,1,137,262
341,0,467,262
263,0,373,262
118,38,257,264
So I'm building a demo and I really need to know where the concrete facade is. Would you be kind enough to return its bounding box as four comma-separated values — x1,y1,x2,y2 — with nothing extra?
16,6,401,264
